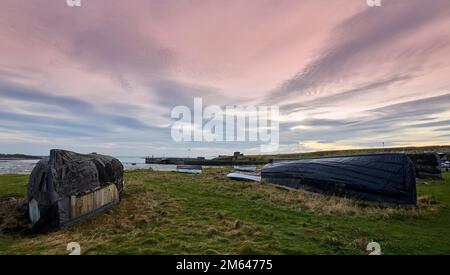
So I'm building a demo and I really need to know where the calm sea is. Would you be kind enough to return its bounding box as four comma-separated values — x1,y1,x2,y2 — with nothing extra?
0,157,178,175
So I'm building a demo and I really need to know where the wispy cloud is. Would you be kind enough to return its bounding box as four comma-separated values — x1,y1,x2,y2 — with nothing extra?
0,0,449,155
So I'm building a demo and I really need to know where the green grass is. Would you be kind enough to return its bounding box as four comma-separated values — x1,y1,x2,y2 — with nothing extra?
0,174,28,197
244,145,450,161
0,170,449,255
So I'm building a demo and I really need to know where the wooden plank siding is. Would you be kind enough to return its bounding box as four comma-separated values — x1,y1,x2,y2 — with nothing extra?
70,184,119,220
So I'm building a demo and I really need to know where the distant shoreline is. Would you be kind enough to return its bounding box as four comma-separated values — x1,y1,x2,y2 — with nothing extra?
0,154,43,160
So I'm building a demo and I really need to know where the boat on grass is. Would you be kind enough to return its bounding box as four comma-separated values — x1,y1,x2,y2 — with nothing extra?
233,165,257,172
227,171,261,182
176,165,202,174
262,153,417,205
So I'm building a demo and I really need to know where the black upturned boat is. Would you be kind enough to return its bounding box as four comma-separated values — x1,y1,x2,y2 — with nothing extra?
28,149,124,231
261,153,417,205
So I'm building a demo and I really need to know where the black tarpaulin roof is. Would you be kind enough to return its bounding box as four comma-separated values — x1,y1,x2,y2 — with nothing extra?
262,153,417,205
27,149,124,231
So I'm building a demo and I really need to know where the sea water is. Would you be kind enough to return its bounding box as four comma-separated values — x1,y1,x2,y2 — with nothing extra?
0,159,40,174
0,157,179,175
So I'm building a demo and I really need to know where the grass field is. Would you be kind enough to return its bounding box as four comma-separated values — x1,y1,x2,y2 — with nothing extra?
0,169,449,255
242,145,450,162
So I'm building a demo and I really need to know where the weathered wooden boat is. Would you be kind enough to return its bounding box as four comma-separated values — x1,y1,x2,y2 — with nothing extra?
28,149,124,231
227,172,261,182
176,165,202,174
262,153,417,205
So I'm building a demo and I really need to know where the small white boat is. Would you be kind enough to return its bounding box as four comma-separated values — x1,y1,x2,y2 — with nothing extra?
233,165,257,172
442,161,450,169
176,165,202,174
227,172,261,182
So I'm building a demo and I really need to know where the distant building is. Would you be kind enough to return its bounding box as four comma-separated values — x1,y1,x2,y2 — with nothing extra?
232,152,244,160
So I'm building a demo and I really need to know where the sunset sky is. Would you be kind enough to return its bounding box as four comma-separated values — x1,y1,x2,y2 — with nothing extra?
1,0,449,157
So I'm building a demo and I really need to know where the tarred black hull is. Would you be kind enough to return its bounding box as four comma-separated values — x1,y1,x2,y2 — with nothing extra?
262,154,417,205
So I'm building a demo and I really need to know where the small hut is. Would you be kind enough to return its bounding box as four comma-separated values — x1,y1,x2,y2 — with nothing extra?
27,149,124,231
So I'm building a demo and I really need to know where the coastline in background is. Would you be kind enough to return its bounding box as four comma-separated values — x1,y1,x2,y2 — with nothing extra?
0,157,178,175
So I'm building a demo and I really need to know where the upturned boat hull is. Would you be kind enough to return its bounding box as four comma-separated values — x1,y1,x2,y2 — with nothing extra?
227,172,261,182
262,154,417,205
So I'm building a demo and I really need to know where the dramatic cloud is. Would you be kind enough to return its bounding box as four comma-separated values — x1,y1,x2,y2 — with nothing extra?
271,0,450,100
0,0,449,156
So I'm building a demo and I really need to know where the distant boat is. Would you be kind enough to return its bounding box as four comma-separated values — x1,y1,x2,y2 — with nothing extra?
227,171,261,182
234,165,257,172
262,154,417,205
407,153,442,179
176,165,202,174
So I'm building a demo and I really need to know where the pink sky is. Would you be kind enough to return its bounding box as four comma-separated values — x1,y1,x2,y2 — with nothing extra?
1,0,450,156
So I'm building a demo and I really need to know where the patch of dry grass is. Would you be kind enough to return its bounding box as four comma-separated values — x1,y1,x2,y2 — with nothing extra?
1,172,181,254
211,176,437,219
0,196,28,233
0,170,449,255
